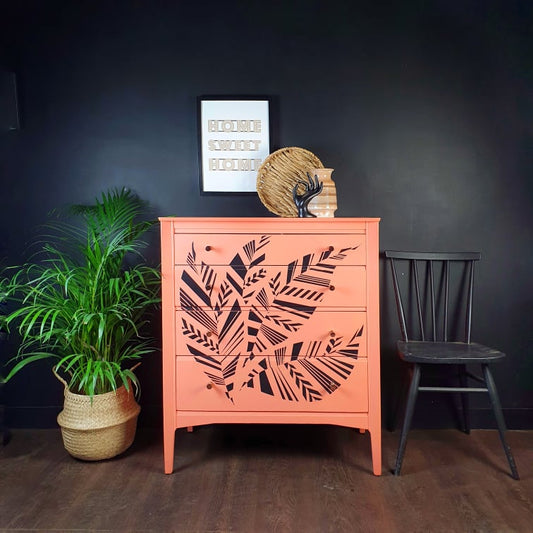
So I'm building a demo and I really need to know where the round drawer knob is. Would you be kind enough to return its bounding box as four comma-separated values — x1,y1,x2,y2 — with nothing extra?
206,331,212,337
329,285,335,291
328,245,334,252
205,245,212,251
206,383,213,390
329,330,336,337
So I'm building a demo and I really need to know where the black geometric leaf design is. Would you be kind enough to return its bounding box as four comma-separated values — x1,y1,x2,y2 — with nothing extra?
265,314,302,332
215,281,233,313
239,327,363,402
269,272,281,296
187,345,238,402
181,318,217,353
180,236,362,403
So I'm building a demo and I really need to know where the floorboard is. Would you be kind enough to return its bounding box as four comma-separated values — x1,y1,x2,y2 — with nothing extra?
1,426,532,532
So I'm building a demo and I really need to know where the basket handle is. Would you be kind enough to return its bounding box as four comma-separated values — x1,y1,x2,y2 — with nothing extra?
52,365,69,389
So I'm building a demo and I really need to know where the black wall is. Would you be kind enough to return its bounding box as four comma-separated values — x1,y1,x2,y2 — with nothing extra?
1,0,532,429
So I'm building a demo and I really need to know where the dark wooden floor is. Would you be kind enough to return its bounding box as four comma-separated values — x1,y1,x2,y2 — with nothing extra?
0,425,532,532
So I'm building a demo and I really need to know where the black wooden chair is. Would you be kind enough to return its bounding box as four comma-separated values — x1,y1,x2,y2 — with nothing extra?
384,251,519,479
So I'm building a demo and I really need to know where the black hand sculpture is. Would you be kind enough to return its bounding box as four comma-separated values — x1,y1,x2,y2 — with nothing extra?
292,173,324,218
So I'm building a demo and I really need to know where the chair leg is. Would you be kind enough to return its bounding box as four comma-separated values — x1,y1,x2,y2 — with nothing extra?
482,364,519,480
394,363,421,476
459,365,470,434
389,364,412,432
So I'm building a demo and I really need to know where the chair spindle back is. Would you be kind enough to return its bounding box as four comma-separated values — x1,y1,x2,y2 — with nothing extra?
385,251,480,344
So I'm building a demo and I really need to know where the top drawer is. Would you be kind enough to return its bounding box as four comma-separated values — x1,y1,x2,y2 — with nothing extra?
174,233,366,267
174,233,367,310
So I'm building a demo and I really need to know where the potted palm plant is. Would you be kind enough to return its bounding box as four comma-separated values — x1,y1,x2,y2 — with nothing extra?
2,188,160,460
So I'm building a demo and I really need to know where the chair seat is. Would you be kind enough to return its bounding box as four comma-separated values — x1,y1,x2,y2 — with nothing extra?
397,341,506,364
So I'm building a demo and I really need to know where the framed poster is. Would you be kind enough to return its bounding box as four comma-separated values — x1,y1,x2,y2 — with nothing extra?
198,97,270,193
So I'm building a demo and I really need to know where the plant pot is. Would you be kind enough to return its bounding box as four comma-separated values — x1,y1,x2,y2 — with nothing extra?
56,373,140,461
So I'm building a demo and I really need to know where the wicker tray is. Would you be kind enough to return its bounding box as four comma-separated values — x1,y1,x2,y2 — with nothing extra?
257,147,323,217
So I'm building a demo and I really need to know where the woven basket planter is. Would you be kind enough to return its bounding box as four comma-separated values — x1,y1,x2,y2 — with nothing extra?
56,373,140,461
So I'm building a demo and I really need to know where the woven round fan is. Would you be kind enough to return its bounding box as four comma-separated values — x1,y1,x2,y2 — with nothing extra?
257,147,324,217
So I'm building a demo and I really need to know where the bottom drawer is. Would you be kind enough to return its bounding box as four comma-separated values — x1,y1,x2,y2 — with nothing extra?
176,355,368,412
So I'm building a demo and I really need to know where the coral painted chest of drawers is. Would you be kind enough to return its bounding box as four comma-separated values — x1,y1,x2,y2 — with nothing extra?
159,217,381,475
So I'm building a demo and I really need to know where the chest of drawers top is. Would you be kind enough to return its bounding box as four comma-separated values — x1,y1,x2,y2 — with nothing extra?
160,217,379,232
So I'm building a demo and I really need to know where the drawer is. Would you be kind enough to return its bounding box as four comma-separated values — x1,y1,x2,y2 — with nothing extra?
174,233,367,267
176,310,367,359
176,355,368,413
176,264,366,309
